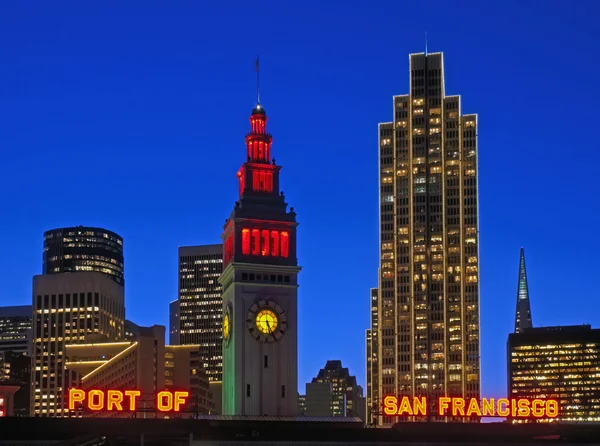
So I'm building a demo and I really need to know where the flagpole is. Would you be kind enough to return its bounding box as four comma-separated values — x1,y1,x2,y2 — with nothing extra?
256,55,260,104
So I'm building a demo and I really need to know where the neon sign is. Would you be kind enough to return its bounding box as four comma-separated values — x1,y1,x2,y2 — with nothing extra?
68,388,189,412
382,396,559,418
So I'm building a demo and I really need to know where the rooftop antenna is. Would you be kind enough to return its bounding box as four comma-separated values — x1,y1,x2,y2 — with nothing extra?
425,31,428,56
255,55,260,105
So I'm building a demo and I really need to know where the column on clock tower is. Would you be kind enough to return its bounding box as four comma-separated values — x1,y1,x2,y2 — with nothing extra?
219,103,301,416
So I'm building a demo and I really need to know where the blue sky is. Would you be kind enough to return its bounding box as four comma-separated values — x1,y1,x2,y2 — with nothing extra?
1,0,599,397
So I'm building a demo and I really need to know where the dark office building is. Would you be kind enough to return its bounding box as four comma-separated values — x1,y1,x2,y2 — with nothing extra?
307,360,365,419
0,305,32,357
508,325,600,422
0,350,31,417
43,226,124,286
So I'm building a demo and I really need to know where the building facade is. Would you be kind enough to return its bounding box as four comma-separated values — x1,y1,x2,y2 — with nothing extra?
508,325,600,422
219,102,301,416
514,248,533,334
376,52,480,423
307,360,364,419
0,350,31,416
43,226,124,286
178,244,223,383
366,288,379,424
64,326,213,418
165,345,214,416
169,299,179,345
0,305,32,356
31,272,125,417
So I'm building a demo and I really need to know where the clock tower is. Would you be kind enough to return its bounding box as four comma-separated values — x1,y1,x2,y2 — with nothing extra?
219,101,300,416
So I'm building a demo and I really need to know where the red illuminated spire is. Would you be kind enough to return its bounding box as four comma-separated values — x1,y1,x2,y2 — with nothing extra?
245,104,272,164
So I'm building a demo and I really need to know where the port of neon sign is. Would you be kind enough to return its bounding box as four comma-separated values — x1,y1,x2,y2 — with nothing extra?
69,388,189,412
383,396,559,418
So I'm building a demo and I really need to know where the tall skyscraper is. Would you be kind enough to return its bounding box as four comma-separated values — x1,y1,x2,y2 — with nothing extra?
366,288,379,423
32,226,125,417
169,299,179,345
514,248,532,334
32,272,124,417
0,305,32,357
178,244,223,382
43,226,124,286
376,52,480,423
220,101,301,416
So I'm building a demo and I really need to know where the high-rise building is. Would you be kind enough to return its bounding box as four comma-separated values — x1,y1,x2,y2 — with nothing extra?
514,248,532,334
376,52,480,423
0,305,32,356
43,226,124,286
178,244,223,382
220,101,301,416
31,272,124,417
307,360,364,419
508,325,600,422
366,288,379,424
169,299,179,345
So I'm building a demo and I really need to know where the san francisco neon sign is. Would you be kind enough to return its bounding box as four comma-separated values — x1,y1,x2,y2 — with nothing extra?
383,396,559,418
68,388,190,412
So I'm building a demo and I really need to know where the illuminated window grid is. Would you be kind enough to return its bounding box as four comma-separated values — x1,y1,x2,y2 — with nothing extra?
508,328,600,422
178,245,224,382
376,53,480,425
32,276,124,418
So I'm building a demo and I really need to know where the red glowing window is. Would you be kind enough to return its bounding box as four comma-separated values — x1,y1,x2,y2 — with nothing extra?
252,171,273,193
241,229,250,255
261,230,270,256
280,232,289,258
251,229,260,256
270,230,279,256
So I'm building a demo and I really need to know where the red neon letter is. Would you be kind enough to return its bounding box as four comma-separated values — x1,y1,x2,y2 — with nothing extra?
497,398,510,417
517,399,530,417
466,398,482,417
242,229,250,255
124,390,141,411
280,231,289,258
438,397,450,416
251,229,260,255
107,390,124,411
546,400,559,418
261,230,270,256
383,396,398,415
451,398,465,416
157,391,173,411
414,397,427,416
88,390,104,411
69,388,85,410
531,399,542,417
174,391,189,412
271,230,279,256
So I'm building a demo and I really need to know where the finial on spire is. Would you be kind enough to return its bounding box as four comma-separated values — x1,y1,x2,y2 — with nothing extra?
425,31,428,56
255,55,260,105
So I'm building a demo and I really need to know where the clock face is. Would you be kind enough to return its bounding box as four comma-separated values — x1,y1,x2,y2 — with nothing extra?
246,300,287,343
223,305,232,347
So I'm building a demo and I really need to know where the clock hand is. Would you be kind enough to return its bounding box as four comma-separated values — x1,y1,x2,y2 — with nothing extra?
266,318,277,341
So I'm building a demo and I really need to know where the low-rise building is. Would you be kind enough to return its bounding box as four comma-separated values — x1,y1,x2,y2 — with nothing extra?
65,325,213,418
508,325,600,422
